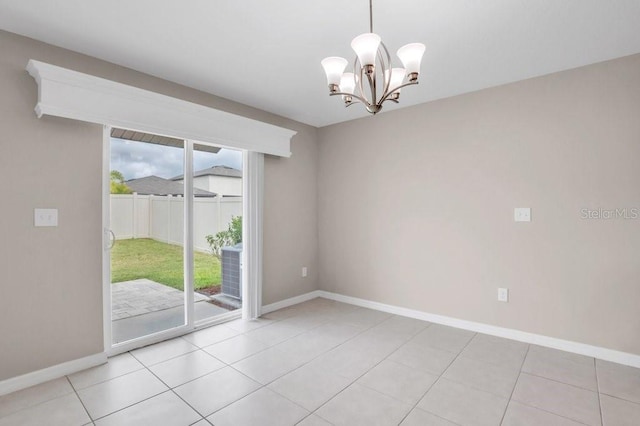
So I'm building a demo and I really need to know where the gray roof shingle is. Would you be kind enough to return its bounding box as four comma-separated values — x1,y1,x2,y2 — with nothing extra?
124,175,217,197
171,165,242,180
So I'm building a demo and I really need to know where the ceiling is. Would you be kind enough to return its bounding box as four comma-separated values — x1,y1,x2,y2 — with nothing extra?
1,1,639,128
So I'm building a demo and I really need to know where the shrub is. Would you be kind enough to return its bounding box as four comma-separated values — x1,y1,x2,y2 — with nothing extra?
110,170,132,194
205,216,242,258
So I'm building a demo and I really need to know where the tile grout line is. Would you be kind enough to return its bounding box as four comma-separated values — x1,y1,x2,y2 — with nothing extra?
140,354,212,424
129,339,200,367
347,324,439,401
239,307,345,351
598,392,640,406
498,343,530,425
89,390,168,421
231,311,380,374
0,384,76,421
501,345,595,426
207,304,367,423
594,359,605,426
194,306,367,422
152,327,295,416
516,370,600,393
262,310,405,424
65,375,94,424
510,369,606,424
243,307,391,386
331,319,431,390
507,399,593,426
92,345,230,422
395,329,478,426
505,375,595,424
115,300,352,423
0,308,358,422
184,325,240,346
197,325,284,365
268,303,371,423
169,349,272,421
345,378,459,426
67,362,147,393
85,353,189,422
308,320,439,424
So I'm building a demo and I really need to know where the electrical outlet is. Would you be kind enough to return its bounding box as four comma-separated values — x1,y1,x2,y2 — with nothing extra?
302,267,308,278
514,207,531,222
34,208,58,227
498,288,509,302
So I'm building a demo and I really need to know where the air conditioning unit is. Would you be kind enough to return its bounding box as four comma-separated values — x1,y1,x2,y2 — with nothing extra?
221,243,242,300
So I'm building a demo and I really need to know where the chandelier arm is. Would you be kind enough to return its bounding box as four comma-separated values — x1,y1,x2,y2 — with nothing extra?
378,42,392,103
368,71,377,107
379,81,419,104
328,91,369,105
357,58,372,107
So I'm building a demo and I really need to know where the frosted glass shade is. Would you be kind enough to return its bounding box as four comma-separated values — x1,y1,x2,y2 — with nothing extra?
321,57,348,86
351,33,381,66
397,43,425,75
385,67,406,92
340,72,356,94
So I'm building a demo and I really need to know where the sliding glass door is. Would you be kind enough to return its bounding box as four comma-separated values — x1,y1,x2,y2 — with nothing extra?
105,129,243,348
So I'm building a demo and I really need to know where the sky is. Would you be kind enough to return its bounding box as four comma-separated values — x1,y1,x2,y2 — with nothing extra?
110,138,243,180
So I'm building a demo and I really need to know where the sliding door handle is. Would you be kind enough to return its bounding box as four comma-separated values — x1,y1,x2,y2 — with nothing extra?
107,229,116,250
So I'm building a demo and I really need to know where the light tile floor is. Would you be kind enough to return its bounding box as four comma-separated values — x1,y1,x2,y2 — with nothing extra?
1,298,639,425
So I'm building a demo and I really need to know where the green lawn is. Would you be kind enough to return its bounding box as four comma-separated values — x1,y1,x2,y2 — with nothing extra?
111,238,220,290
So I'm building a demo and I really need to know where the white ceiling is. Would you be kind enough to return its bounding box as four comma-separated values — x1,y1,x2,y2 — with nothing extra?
1,0,639,127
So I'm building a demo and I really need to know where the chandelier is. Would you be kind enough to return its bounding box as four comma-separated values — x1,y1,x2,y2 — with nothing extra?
321,0,425,115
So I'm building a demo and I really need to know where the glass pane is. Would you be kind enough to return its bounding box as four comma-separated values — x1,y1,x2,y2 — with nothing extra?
192,143,243,322
110,133,186,344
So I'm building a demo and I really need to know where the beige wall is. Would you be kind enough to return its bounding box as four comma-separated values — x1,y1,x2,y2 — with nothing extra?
2,25,637,384
0,30,318,381
318,54,640,356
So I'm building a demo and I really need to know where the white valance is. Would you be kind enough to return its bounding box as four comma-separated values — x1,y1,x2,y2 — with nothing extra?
26,60,295,157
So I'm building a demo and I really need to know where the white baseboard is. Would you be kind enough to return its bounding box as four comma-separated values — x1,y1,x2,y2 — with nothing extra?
0,352,107,397
0,290,311,396
312,290,640,369
4,289,637,398
262,290,322,314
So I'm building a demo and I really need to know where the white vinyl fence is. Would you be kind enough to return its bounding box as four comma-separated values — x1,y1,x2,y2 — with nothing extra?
110,194,242,252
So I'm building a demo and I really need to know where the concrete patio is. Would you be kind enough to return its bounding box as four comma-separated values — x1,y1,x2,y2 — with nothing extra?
111,279,231,343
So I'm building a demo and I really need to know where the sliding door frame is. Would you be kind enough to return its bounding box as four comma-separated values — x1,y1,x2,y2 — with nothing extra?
102,127,262,356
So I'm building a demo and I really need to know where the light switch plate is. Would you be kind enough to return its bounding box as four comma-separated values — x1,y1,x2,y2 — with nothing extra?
498,288,509,302
514,207,531,222
34,208,58,227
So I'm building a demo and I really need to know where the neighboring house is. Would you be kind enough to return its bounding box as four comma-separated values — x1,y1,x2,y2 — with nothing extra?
125,175,217,197
172,165,242,196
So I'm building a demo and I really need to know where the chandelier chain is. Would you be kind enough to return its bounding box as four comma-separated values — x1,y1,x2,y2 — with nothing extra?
369,0,373,33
